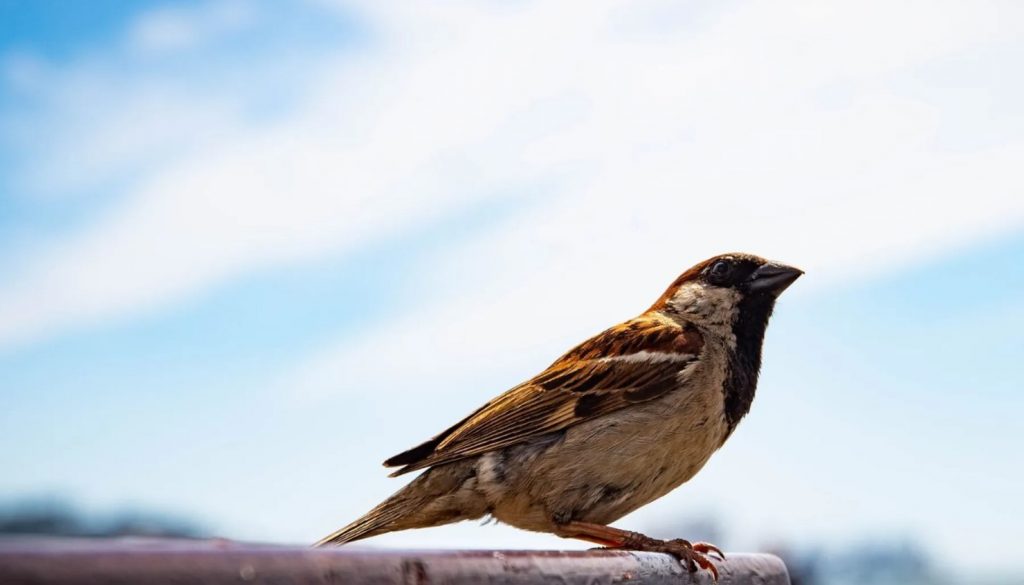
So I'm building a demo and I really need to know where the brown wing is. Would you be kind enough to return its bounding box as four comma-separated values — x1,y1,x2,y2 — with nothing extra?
383,315,704,476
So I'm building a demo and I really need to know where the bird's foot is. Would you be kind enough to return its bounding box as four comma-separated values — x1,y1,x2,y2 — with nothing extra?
613,534,724,581
558,521,723,581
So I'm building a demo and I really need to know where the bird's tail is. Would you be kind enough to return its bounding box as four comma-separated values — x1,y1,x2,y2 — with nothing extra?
314,490,416,546
315,461,485,546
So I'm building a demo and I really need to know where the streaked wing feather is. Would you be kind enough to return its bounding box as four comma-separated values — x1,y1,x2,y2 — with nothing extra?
385,316,703,476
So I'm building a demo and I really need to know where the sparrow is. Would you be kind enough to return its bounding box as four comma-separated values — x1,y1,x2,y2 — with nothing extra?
316,253,802,579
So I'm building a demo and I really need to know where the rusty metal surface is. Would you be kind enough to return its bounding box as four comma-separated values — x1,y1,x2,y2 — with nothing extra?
0,536,790,585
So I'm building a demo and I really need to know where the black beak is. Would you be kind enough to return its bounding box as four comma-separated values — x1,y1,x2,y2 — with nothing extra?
747,262,803,296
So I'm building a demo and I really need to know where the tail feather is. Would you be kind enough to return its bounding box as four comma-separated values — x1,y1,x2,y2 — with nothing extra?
314,493,414,546
315,461,486,547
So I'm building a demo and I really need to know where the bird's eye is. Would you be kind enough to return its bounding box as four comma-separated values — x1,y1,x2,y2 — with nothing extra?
709,261,731,284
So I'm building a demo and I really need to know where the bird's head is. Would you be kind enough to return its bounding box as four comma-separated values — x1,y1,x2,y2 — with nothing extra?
650,253,803,340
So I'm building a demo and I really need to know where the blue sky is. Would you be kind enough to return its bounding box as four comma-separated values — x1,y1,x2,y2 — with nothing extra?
1,0,1023,579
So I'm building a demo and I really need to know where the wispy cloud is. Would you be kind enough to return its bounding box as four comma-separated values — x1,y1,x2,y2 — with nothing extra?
282,0,1024,398
1,0,1022,355
128,0,257,55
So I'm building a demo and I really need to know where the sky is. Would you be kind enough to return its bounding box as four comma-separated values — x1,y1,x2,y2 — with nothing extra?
1,0,1022,578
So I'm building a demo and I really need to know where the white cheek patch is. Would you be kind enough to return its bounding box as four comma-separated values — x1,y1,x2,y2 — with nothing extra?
668,283,739,344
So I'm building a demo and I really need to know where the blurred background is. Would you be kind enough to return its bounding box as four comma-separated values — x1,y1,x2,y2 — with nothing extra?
1,1,1022,584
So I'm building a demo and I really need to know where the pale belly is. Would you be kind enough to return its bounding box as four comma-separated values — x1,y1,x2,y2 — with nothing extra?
480,362,730,533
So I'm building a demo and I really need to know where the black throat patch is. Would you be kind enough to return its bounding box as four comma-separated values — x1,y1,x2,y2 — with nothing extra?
722,293,777,438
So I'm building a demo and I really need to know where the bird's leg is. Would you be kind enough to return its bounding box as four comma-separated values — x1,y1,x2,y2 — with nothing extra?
556,520,723,581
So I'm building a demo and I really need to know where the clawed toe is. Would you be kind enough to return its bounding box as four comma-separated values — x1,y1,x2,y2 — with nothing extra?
689,550,720,582
693,541,726,560
661,539,719,582
624,536,721,582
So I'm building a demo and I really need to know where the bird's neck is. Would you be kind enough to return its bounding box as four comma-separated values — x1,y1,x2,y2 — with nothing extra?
722,294,776,437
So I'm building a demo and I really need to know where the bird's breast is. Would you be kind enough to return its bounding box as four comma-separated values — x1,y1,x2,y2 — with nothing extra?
485,345,732,531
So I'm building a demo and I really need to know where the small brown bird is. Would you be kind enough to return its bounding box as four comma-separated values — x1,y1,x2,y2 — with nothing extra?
317,253,802,578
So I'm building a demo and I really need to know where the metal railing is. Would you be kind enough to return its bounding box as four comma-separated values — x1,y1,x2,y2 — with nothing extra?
0,537,790,584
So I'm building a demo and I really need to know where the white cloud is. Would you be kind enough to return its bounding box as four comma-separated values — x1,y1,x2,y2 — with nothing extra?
128,0,256,54
2,0,1023,356
288,0,1024,397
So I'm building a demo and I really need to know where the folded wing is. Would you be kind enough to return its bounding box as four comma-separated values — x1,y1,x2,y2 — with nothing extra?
384,315,704,476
